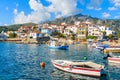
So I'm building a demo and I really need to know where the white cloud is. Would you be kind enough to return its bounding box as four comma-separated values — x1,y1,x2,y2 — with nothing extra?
87,6,101,10
114,13,120,19
102,12,110,18
87,0,103,10
114,16,120,19
108,7,117,11
14,0,79,24
14,9,18,14
47,0,79,17
109,0,120,7
14,0,51,24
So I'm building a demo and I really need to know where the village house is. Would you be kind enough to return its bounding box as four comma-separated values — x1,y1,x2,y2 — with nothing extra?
77,23,88,39
40,27,53,36
29,31,42,39
88,25,101,36
0,31,7,41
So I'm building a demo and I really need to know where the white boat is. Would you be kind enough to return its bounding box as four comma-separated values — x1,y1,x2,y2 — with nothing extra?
104,53,120,64
51,60,105,77
108,56,120,64
90,42,108,49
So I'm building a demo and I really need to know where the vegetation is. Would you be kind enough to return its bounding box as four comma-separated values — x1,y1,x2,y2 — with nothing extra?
0,23,37,32
71,35,76,40
9,33,17,38
108,34,113,39
86,36,97,39
51,31,66,38
117,33,120,38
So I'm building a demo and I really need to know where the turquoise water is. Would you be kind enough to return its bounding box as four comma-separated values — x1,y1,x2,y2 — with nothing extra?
0,42,120,80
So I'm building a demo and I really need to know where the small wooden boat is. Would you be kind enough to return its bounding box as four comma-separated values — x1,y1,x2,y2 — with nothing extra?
103,53,120,64
108,56,120,64
52,60,105,77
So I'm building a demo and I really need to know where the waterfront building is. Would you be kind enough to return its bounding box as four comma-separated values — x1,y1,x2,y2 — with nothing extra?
88,25,101,36
41,27,53,36
77,23,87,39
29,31,42,39
0,31,7,41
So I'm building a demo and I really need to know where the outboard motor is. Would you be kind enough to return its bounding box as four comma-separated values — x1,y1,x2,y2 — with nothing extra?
103,52,113,60
100,69,108,80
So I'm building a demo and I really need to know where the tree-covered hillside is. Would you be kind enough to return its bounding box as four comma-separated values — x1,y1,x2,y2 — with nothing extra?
0,23,37,32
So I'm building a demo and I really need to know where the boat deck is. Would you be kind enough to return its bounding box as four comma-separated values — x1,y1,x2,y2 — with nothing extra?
54,60,104,70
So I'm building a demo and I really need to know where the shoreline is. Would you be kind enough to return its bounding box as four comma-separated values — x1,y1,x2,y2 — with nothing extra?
102,39,120,46
2,38,120,46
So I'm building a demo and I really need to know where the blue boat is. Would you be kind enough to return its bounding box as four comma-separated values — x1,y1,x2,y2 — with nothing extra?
48,40,69,50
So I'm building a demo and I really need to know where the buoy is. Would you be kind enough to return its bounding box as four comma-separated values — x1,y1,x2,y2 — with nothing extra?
40,62,45,68
83,56,87,60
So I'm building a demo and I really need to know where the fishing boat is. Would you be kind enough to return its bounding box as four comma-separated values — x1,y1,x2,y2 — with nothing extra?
108,57,120,64
48,40,69,50
103,53,120,64
51,60,105,77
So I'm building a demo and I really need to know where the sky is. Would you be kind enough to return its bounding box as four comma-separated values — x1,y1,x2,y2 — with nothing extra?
0,0,120,26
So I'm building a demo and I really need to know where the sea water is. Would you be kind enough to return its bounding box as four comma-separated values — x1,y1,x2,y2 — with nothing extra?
0,42,120,80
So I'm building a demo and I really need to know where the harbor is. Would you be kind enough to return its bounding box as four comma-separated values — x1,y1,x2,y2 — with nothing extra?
1,0,120,80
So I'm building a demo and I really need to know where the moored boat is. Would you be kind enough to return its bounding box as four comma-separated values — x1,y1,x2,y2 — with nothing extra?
49,45,69,50
103,53,120,64
48,40,69,50
51,60,105,78
108,56,120,64
104,47,120,53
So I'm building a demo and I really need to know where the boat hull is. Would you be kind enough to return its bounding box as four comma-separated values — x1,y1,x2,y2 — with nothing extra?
108,57,120,64
49,45,69,50
52,60,102,77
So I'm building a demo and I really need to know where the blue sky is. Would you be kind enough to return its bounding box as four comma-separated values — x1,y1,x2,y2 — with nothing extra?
0,0,120,26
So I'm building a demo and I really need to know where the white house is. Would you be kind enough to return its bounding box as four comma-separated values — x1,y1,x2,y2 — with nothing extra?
99,26,106,31
88,25,101,36
29,31,43,39
41,28,53,36
69,25,78,34
63,28,71,35
0,31,7,41
105,27,115,36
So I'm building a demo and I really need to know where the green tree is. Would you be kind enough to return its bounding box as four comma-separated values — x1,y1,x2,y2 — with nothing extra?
117,33,120,38
87,36,97,39
32,26,37,31
9,33,17,38
108,34,113,39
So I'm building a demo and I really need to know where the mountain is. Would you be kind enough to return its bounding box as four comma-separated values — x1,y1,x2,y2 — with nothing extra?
45,13,100,25
45,13,120,33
